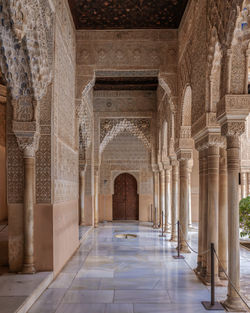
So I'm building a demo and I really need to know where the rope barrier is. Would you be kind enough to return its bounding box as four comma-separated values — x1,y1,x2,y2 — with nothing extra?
179,222,209,255
213,248,250,311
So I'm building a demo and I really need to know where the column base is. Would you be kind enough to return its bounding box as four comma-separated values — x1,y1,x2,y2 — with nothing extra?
219,270,228,281
194,261,202,275
223,296,247,312
170,234,177,242
180,244,191,253
21,264,36,274
94,223,98,228
204,274,222,286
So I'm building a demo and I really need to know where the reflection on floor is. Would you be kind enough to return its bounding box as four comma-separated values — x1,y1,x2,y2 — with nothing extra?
27,222,250,313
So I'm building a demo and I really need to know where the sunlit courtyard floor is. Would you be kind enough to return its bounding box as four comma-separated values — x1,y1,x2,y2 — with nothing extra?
28,222,250,313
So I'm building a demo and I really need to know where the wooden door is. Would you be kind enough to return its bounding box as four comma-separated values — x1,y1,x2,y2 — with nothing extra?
113,173,139,220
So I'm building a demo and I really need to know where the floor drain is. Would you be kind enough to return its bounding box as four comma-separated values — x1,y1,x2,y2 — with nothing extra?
115,234,137,239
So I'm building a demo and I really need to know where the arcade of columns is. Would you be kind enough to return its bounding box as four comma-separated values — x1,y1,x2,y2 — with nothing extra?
1,0,250,312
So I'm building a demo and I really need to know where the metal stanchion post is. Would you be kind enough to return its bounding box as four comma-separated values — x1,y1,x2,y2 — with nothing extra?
173,221,184,259
159,211,166,237
202,243,224,310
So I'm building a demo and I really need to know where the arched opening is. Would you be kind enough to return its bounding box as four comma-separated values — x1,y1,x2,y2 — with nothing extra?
113,173,139,220
0,70,8,273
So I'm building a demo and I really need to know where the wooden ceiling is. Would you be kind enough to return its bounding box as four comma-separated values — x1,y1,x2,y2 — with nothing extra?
68,0,188,30
94,76,158,90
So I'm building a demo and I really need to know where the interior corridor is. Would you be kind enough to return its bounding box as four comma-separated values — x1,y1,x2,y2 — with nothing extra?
28,223,225,313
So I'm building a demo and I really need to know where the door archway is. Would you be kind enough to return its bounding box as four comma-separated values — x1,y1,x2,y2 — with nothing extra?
113,173,139,220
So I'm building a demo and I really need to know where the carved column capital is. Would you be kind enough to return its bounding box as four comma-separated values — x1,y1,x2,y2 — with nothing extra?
12,121,40,157
195,133,226,151
221,121,246,137
176,149,193,161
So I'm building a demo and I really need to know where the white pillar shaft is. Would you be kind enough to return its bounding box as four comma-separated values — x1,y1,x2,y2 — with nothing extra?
179,159,190,253
241,172,247,199
225,136,242,310
80,171,85,225
165,169,171,232
23,156,36,273
219,148,228,278
197,150,204,272
94,173,99,228
201,150,208,276
188,171,192,227
206,145,220,282
170,163,178,241
160,170,165,228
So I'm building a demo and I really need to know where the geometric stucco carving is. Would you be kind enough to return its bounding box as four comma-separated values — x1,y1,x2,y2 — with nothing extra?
100,118,151,154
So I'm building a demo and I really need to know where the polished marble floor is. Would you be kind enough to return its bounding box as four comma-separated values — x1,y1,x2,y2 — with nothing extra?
28,222,245,313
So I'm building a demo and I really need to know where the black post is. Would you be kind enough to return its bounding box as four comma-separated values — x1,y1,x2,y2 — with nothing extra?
173,221,184,259
201,243,224,310
211,243,215,306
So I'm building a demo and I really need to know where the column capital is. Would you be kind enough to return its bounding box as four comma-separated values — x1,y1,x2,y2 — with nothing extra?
221,121,246,137
195,133,226,151
176,149,192,161
152,164,159,173
12,120,39,157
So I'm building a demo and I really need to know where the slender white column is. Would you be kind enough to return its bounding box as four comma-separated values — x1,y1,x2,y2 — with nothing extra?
248,173,250,196
179,159,191,253
219,148,228,279
153,170,160,228
22,148,36,274
188,168,192,227
224,136,245,311
164,167,171,232
170,160,178,241
241,172,247,199
196,150,204,274
205,145,220,284
94,171,99,228
160,169,165,228
79,170,86,225
201,149,208,277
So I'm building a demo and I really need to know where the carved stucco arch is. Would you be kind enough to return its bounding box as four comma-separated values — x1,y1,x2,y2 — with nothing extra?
77,79,95,150
100,119,151,155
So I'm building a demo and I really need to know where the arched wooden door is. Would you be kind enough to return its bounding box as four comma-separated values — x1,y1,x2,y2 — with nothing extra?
113,173,139,220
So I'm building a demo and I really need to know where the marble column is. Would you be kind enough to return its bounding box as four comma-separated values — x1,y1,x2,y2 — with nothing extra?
79,169,86,225
241,172,247,199
224,135,245,311
205,145,220,284
179,159,191,253
170,160,178,241
94,171,99,228
164,167,171,233
160,169,165,228
219,148,228,279
196,150,204,274
201,149,208,277
153,170,160,228
22,148,36,274
188,168,192,227
247,173,250,196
